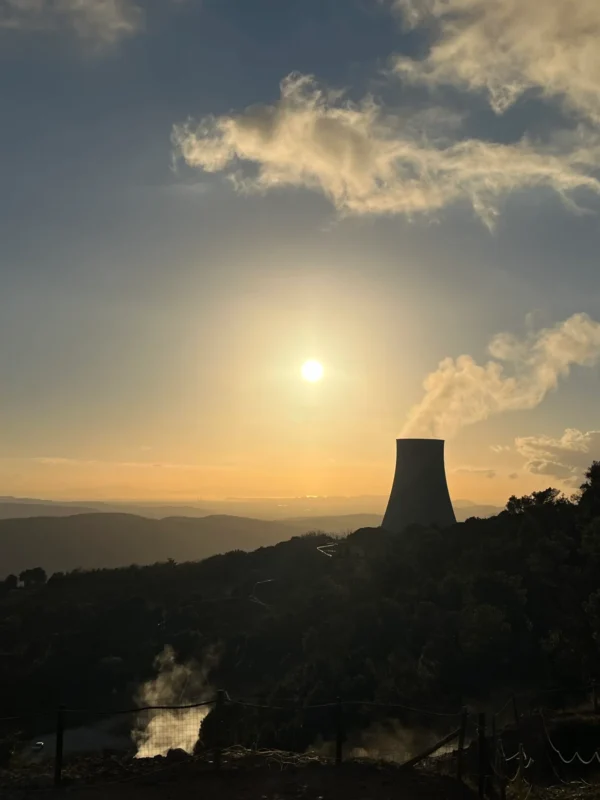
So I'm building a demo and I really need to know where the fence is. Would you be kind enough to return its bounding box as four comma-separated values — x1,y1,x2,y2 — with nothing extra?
2,684,600,793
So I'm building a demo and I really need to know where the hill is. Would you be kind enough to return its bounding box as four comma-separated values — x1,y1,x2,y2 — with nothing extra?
0,496,499,526
282,513,383,532
0,463,599,756
282,505,503,532
0,502,513,577
0,502,99,520
0,513,298,577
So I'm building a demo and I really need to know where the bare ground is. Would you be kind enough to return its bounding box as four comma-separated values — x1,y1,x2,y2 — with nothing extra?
2,750,477,800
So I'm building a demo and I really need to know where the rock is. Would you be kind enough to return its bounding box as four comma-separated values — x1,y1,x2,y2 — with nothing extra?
166,748,190,762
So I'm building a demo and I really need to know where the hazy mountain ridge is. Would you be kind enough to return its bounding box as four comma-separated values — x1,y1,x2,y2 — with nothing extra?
0,501,503,577
0,502,99,519
0,513,299,578
0,496,501,523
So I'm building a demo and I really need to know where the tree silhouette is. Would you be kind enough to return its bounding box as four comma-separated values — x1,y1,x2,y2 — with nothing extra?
3,574,18,591
18,567,47,589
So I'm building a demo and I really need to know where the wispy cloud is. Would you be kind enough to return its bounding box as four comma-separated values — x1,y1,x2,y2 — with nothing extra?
389,0,600,124
173,73,600,227
29,457,231,471
454,466,496,478
402,313,600,438
516,428,600,486
0,0,144,44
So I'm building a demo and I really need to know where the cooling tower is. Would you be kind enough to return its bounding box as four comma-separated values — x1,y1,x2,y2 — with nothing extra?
382,438,456,533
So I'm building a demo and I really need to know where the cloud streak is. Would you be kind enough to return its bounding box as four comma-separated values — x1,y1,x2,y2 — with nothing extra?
454,466,496,479
516,428,600,486
173,73,600,226
390,0,600,124
0,0,143,44
28,457,232,471
402,313,600,438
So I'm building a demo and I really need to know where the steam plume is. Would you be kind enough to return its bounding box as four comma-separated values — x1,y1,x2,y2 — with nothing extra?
402,313,600,438
134,645,218,758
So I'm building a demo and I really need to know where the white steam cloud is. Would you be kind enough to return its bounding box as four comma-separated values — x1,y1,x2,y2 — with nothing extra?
402,313,600,439
173,73,600,228
134,645,218,759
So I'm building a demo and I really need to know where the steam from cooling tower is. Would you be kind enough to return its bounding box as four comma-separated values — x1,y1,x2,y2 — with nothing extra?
402,313,600,439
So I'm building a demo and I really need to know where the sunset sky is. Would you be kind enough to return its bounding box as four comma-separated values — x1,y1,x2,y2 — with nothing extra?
2,0,600,505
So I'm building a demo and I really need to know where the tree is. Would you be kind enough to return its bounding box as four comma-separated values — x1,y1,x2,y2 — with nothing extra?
506,488,564,514
19,567,47,589
580,462,600,519
3,574,18,591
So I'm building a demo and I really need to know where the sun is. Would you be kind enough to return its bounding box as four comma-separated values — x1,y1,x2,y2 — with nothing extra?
301,359,324,382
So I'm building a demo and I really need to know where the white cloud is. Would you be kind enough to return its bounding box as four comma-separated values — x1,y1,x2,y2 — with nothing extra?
173,73,600,227
0,0,144,44
516,428,600,486
402,313,600,438
389,0,600,124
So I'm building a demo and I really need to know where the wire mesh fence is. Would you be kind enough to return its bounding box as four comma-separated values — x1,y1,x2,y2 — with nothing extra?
2,686,600,793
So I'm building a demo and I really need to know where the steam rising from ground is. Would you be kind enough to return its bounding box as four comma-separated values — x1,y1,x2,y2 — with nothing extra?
311,719,456,764
133,645,218,758
402,313,600,438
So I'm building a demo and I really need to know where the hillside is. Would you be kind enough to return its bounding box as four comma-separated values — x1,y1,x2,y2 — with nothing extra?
0,513,298,577
0,502,99,520
0,506,504,577
0,496,501,524
0,463,599,756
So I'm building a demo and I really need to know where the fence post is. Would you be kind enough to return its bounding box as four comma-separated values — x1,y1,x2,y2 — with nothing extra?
490,715,499,797
518,743,525,791
511,695,520,728
214,690,226,771
54,705,65,787
456,707,468,782
478,712,487,800
334,697,344,765
593,682,598,714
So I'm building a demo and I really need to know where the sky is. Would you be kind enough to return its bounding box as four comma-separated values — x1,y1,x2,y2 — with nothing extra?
1,0,600,505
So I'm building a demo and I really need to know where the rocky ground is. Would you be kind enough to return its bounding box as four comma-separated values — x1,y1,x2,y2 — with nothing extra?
3,743,600,800
1,748,476,800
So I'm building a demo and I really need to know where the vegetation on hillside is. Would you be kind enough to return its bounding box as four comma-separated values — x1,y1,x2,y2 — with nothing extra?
1,463,600,751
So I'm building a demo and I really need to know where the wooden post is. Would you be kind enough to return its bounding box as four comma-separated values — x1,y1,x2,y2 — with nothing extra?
490,716,498,797
494,719,508,800
334,697,344,766
456,707,468,782
593,682,598,714
54,705,65,787
511,695,520,728
518,743,525,791
214,690,226,771
478,712,487,800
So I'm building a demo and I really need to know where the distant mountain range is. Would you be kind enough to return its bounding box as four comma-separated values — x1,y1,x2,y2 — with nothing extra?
0,498,503,578
0,514,298,578
0,496,502,522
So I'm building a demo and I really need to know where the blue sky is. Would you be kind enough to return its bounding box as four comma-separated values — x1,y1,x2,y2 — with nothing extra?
1,0,599,502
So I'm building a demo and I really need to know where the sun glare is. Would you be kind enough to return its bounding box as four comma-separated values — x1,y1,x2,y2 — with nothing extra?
301,360,324,382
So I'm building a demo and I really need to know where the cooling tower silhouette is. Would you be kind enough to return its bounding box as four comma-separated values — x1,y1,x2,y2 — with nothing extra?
382,439,456,532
